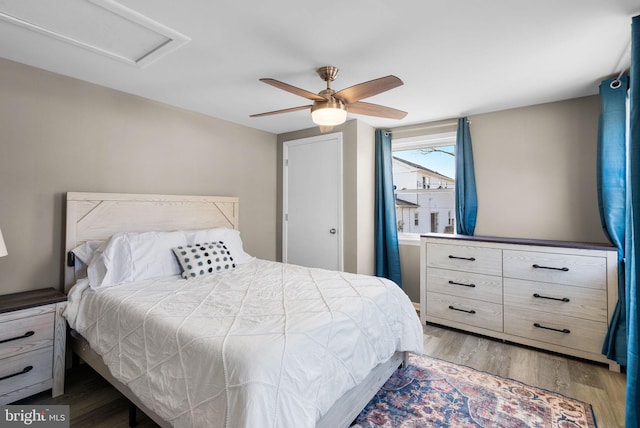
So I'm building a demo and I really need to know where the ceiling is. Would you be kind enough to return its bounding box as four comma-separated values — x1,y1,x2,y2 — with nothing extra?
0,0,637,135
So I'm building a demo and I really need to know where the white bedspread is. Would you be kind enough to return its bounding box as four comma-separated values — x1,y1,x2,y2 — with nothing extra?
64,259,423,427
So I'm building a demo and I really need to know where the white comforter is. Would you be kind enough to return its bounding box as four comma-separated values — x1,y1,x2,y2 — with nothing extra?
64,259,423,427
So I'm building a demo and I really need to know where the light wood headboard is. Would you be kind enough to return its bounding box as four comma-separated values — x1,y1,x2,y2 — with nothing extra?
64,192,239,291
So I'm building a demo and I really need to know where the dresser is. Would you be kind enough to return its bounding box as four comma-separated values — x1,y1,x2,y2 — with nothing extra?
420,234,619,370
0,288,67,404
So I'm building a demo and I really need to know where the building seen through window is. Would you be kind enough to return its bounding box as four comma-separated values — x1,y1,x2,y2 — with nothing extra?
392,132,456,235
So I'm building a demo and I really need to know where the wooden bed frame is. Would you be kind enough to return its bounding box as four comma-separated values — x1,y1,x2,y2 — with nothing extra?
64,192,406,428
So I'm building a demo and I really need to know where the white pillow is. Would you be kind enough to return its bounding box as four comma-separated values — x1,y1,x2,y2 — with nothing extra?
70,240,104,280
184,228,254,264
71,240,104,265
89,230,187,289
87,242,108,288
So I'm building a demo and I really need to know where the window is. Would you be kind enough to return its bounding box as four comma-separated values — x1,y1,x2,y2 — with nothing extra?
392,131,456,237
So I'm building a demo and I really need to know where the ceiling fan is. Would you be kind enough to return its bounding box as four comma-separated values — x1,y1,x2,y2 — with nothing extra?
251,66,407,131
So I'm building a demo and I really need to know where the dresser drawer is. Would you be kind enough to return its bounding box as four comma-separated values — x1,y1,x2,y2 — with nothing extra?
504,278,607,322
0,346,53,398
426,292,503,332
0,312,54,360
427,268,502,304
427,243,502,276
504,306,607,354
503,250,606,289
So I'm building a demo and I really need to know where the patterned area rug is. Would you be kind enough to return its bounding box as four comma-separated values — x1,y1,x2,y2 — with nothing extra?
352,353,597,428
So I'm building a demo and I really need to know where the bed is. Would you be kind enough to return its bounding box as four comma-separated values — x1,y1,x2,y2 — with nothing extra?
62,192,423,428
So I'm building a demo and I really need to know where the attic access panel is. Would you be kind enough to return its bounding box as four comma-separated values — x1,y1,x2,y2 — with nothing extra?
0,0,189,67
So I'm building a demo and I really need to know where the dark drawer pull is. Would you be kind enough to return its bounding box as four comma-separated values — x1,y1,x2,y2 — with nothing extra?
0,330,35,344
533,322,570,334
0,365,33,382
533,293,570,302
532,264,569,272
449,255,476,261
448,305,476,314
448,280,476,288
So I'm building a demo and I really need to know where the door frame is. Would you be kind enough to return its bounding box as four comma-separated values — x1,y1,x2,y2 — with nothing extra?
282,132,344,270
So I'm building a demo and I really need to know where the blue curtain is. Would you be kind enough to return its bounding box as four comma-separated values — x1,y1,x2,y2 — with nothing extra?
599,76,629,366
455,117,478,235
374,129,402,287
625,14,640,428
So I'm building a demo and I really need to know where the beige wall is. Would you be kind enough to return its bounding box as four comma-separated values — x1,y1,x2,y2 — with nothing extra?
277,119,376,275
397,95,607,303
355,121,376,275
0,58,278,295
471,96,605,242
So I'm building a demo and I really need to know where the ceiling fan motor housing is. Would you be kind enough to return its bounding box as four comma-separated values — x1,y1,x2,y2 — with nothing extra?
311,98,346,113
317,66,339,82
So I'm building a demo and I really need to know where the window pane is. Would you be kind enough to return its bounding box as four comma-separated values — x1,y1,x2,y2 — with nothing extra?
393,143,455,235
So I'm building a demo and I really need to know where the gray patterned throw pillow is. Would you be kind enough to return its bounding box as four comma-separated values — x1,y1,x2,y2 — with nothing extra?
172,241,236,278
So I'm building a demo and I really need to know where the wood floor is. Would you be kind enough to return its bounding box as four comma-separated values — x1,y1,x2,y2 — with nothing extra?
16,323,627,427
422,324,627,428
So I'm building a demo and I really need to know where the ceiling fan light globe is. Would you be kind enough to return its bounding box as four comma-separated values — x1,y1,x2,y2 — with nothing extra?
311,100,347,126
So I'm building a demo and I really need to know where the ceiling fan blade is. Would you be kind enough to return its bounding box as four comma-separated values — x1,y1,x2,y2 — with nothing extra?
250,105,312,117
260,78,325,101
334,75,403,104
348,101,408,119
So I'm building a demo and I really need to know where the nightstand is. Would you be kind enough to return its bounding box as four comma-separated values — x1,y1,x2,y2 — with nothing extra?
0,288,67,404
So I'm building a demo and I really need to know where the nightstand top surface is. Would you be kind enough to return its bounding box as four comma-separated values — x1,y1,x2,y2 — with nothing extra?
0,287,67,314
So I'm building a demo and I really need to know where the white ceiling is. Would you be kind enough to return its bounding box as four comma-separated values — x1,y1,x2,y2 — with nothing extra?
0,0,638,135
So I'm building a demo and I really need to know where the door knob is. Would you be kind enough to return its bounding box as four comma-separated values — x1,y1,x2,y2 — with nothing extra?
329,228,337,234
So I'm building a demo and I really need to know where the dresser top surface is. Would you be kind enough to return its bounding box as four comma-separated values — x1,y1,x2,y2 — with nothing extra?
0,288,67,314
421,233,617,252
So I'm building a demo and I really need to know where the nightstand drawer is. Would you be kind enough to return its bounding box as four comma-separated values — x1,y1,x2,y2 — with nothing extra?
427,243,502,276
426,268,502,304
0,312,54,360
0,347,53,398
503,250,606,289
426,291,503,332
0,288,67,403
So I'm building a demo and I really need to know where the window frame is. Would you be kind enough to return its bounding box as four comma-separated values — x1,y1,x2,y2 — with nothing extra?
392,131,457,244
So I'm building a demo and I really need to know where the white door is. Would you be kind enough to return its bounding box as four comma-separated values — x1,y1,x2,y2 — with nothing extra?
283,133,343,270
